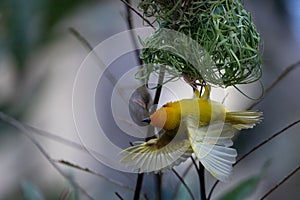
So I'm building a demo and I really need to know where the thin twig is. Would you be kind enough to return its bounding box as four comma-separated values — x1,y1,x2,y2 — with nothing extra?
199,162,207,200
122,1,157,199
0,112,94,200
235,119,300,165
124,0,144,68
144,194,150,200
207,119,300,200
55,159,135,192
119,0,156,29
260,165,300,199
191,156,204,200
172,168,195,200
133,64,164,199
152,68,165,106
115,192,125,200
13,122,118,166
134,174,144,200
69,27,118,86
122,2,164,199
190,138,206,200
198,86,207,199
249,60,300,109
123,2,145,199
69,27,94,51
173,160,194,195
156,173,163,200
207,181,218,200
191,156,199,171
0,114,136,188
141,67,165,199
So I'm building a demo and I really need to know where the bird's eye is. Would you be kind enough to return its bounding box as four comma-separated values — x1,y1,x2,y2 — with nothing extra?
163,102,171,107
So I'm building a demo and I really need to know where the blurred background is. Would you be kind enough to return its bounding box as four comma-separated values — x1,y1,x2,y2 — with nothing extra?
0,0,300,199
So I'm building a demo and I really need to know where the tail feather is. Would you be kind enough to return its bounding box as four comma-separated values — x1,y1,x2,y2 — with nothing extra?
226,111,263,130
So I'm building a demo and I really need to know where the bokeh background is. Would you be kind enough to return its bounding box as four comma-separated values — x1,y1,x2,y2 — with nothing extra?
0,0,300,199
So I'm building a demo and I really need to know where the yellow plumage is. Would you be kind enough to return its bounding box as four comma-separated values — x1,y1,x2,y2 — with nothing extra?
121,86,262,182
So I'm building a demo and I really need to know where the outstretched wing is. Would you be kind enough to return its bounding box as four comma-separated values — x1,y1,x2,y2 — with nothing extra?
120,131,192,173
185,117,237,182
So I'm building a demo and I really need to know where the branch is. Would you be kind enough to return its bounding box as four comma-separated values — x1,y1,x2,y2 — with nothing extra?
115,192,125,200
9,120,117,165
235,119,300,166
134,174,144,200
123,1,145,199
121,1,158,199
156,174,162,200
13,112,146,198
119,0,156,29
199,162,207,200
0,112,94,200
261,165,300,199
55,159,135,192
172,168,195,200
134,62,165,200
173,160,194,195
69,27,94,52
68,27,118,86
190,141,207,200
207,181,218,200
153,71,165,104
249,60,300,109
123,0,144,68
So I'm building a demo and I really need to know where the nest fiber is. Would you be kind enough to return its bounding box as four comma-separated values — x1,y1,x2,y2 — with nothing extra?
138,0,262,87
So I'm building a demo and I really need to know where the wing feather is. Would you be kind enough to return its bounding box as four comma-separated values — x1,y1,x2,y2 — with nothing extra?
185,117,237,182
120,135,192,173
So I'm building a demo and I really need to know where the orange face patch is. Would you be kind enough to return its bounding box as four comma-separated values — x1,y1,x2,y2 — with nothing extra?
150,102,182,130
150,108,167,129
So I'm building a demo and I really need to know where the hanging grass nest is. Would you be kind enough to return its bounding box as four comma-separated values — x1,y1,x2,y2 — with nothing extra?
138,0,262,88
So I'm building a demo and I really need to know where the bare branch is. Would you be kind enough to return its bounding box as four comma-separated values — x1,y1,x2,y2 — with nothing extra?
261,165,300,199
207,181,218,200
0,112,94,200
119,0,156,29
173,160,194,194
9,120,116,164
121,1,158,199
249,60,300,109
235,119,300,165
55,159,135,192
134,174,144,200
172,168,195,200
115,192,125,200
199,162,207,200
123,0,143,67
69,27,94,52
68,27,118,86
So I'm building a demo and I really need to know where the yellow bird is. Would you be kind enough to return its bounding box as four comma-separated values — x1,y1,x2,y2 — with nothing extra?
121,86,262,182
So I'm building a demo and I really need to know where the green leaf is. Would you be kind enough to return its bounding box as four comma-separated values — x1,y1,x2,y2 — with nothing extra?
21,180,45,200
218,175,261,200
219,160,271,200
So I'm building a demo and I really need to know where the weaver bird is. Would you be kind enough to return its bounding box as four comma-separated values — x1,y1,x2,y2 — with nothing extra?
121,86,262,182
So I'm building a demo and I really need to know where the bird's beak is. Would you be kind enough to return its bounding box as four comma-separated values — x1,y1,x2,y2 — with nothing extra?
142,117,151,124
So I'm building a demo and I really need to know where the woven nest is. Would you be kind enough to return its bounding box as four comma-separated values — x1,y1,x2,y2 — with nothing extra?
138,0,262,88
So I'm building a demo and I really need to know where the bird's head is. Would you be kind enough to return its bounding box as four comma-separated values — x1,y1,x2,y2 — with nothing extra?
142,102,181,130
